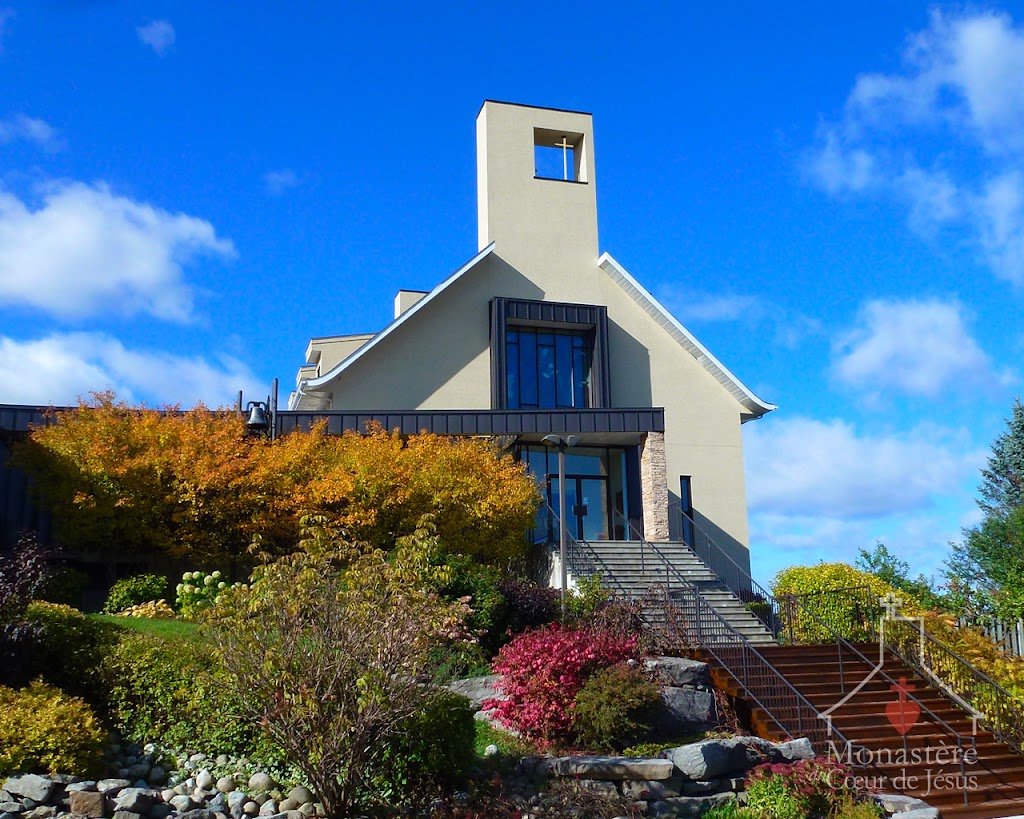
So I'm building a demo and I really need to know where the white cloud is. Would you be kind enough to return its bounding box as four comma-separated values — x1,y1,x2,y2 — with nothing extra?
744,416,984,518
0,181,234,322
668,292,759,323
0,332,262,408
832,298,1010,399
263,169,302,196
137,20,175,56
0,114,60,150
808,9,1024,284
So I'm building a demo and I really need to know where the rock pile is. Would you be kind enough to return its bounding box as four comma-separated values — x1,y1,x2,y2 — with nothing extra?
536,736,938,819
0,773,322,819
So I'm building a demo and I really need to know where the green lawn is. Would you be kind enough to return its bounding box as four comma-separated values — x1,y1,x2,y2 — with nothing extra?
91,614,203,642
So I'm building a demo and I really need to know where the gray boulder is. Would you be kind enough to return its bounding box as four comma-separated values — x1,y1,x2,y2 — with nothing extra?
246,775,274,795
65,782,97,794
645,657,710,688
899,811,939,819
258,801,278,817
3,777,55,804
207,794,228,814
21,808,55,819
177,812,217,819
227,793,249,811
771,737,814,762
242,803,259,817
0,804,20,815
445,675,500,709
97,780,131,796
540,756,675,781
621,778,684,800
111,811,142,819
216,779,235,795
875,794,932,814
667,739,752,780
284,788,312,806
649,793,734,818
655,689,715,736
68,790,105,818
169,795,197,813
114,789,157,814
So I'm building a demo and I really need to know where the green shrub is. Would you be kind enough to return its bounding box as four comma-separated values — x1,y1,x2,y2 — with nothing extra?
38,565,90,608
372,689,476,804
571,663,660,752
830,793,885,819
565,574,612,622
702,799,759,819
746,758,854,819
24,602,119,706
431,552,509,665
0,680,105,775
771,563,913,643
104,574,168,614
106,630,264,757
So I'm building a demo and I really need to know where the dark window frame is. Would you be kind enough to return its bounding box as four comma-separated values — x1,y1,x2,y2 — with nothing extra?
490,297,611,410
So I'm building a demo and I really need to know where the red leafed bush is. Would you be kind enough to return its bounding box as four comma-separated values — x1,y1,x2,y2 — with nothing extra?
483,624,640,745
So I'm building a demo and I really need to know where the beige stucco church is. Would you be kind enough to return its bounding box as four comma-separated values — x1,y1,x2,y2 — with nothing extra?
289,101,774,574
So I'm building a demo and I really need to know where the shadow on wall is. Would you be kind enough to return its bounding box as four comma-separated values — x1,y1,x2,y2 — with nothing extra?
606,319,653,407
667,489,753,586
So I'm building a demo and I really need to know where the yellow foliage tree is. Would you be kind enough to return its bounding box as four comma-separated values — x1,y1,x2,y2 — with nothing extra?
15,394,539,566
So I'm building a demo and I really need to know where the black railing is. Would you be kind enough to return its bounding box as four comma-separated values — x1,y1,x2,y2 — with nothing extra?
666,582,862,754
667,504,785,638
879,606,1024,756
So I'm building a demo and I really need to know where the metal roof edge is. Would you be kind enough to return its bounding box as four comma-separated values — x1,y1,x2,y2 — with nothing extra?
597,252,776,419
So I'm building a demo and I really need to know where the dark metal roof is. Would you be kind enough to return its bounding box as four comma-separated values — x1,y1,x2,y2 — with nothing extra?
277,408,664,437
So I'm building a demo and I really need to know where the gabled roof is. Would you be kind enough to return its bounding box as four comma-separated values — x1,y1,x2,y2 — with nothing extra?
598,253,776,421
291,243,497,408
292,241,775,421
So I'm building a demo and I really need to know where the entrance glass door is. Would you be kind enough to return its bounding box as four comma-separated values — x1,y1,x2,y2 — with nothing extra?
548,475,610,541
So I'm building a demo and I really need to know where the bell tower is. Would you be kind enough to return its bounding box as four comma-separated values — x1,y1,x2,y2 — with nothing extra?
476,101,599,278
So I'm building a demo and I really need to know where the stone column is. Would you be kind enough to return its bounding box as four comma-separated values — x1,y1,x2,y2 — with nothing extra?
640,431,670,541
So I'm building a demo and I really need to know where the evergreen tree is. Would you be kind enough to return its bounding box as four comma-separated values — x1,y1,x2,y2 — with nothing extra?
945,398,1024,619
976,398,1024,515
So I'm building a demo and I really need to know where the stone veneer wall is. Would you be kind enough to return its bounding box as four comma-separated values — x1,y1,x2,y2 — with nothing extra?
640,431,670,541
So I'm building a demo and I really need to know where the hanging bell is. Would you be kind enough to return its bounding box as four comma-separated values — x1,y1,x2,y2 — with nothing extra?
246,403,269,435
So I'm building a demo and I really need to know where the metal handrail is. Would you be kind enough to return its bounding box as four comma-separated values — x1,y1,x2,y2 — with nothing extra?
543,501,630,599
786,590,976,805
604,507,862,756
879,610,1024,755
667,503,783,637
666,581,864,755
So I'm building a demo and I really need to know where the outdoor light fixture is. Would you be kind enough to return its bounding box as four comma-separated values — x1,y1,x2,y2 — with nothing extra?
542,433,581,617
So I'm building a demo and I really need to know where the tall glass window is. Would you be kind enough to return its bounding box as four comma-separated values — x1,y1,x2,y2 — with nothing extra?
505,327,592,409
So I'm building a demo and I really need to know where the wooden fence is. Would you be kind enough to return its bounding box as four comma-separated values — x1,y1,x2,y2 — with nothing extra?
958,616,1024,657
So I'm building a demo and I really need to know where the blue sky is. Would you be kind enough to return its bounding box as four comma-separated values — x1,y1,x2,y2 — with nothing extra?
1,2,1022,585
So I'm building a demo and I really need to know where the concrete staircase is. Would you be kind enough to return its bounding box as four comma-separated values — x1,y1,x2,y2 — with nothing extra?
579,540,777,646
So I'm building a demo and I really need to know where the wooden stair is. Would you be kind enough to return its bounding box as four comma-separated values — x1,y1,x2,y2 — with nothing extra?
727,644,1024,819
